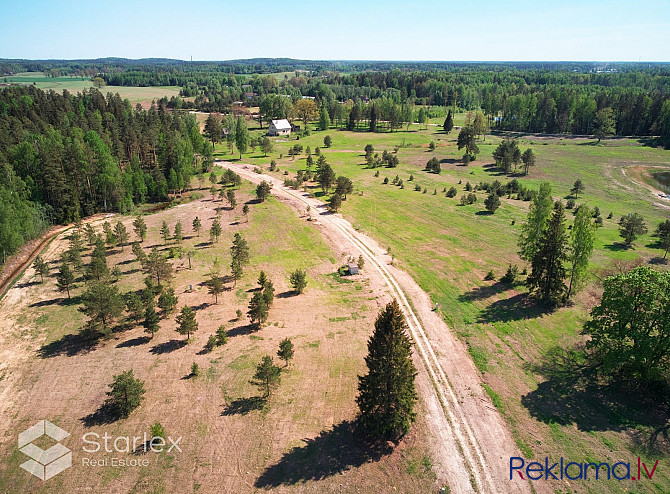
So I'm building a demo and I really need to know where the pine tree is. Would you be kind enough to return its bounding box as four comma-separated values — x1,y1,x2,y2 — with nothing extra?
570,179,585,199
289,269,307,294
230,259,243,287
248,291,269,327
618,213,647,247
33,255,50,283
173,222,183,244
251,356,281,397
230,233,250,266
262,279,274,307
160,221,171,245
106,370,145,418
81,282,124,330
209,219,222,242
357,300,418,440
654,219,670,259
157,287,178,315
125,292,144,322
527,202,569,305
114,221,129,251
143,305,160,338
277,338,294,367
56,261,75,298
133,216,147,242
258,271,268,288
518,181,553,262
85,224,97,246
192,216,202,236
176,306,198,339
207,274,224,303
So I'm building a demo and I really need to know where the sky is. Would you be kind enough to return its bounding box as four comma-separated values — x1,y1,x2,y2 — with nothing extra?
1,0,668,62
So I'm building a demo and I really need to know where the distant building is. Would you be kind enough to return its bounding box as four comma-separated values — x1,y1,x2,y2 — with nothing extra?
347,263,359,275
268,119,292,136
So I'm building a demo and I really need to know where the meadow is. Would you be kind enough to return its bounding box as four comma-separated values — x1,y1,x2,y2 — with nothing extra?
0,181,436,493
214,117,670,493
1,72,180,104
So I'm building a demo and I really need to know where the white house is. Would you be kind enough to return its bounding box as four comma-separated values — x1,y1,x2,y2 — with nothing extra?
268,119,292,136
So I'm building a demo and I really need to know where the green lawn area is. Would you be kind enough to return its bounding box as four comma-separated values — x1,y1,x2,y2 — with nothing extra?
214,118,670,493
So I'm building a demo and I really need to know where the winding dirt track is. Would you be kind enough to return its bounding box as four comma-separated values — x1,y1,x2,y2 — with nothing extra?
217,161,541,494
0,214,112,301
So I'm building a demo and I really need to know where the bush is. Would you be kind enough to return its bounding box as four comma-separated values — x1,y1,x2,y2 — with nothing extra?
446,186,457,198
566,198,576,209
484,270,496,281
191,362,199,377
205,335,217,352
216,325,228,345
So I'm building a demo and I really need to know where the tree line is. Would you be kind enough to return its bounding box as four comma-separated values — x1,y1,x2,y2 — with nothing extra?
0,85,213,262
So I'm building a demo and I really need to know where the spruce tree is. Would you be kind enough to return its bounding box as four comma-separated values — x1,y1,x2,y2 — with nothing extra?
209,219,222,242
357,300,418,441
443,109,454,133
527,202,569,305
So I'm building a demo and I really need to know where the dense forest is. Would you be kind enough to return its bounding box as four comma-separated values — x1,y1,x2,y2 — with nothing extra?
3,59,669,137
0,85,212,261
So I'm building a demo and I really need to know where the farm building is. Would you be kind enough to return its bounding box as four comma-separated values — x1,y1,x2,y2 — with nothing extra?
268,119,292,136
348,263,359,275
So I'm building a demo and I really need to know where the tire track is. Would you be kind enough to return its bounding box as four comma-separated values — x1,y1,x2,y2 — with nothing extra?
217,161,533,493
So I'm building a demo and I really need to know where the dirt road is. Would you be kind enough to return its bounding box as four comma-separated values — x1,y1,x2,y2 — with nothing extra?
217,161,540,494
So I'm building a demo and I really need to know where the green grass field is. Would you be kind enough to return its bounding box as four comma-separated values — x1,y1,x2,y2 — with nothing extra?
1,72,180,103
214,118,670,493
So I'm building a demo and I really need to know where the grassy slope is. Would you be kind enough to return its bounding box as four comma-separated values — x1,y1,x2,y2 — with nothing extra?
215,119,670,493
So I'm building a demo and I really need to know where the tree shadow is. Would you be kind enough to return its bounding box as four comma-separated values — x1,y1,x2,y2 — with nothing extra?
254,419,393,488
649,256,668,265
521,346,670,447
38,327,101,358
194,241,212,249
604,242,630,251
458,281,508,302
80,402,118,427
439,158,460,164
475,210,494,216
221,396,266,416
277,290,298,299
150,339,187,354
116,336,151,348
227,324,258,337
477,293,550,323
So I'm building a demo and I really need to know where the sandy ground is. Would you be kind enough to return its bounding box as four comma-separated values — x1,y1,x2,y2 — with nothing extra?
217,161,543,494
